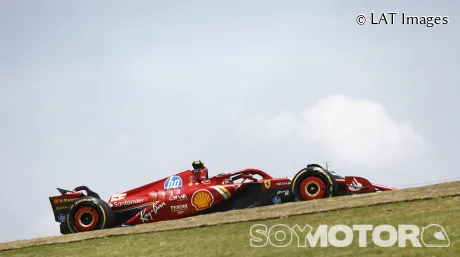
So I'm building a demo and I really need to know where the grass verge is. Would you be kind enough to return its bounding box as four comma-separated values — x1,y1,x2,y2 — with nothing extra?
1,196,459,257
1,181,459,256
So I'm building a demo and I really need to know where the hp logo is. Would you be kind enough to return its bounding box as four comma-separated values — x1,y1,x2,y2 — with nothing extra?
164,175,183,189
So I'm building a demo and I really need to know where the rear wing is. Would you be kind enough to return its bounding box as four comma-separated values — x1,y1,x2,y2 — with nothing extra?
49,188,84,223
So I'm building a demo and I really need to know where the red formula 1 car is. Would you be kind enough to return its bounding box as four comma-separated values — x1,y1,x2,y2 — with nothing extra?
49,164,395,234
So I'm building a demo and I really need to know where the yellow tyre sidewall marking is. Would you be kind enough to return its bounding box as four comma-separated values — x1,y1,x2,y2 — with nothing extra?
291,167,334,200
67,199,107,233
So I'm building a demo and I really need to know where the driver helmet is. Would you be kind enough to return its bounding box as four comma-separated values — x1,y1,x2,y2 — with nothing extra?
192,160,205,170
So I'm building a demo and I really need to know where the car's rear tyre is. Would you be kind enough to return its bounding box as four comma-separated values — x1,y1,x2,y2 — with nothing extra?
66,197,115,233
291,164,338,201
60,223,71,235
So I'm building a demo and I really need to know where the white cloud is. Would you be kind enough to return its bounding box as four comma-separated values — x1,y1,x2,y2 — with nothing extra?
238,94,430,169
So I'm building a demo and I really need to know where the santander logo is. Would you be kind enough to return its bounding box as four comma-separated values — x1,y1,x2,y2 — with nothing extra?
348,178,363,192
112,198,145,208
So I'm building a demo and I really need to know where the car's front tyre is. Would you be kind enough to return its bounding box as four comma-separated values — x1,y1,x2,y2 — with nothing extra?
291,164,338,201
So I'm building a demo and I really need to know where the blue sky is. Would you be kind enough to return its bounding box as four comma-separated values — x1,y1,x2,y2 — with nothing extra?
0,0,458,243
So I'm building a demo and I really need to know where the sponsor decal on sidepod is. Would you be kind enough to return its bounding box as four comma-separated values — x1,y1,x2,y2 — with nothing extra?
112,199,145,208
140,202,166,222
276,182,291,186
153,202,166,214
169,194,188,201
164,176,183,189
171,204,188,214
191,190,214,211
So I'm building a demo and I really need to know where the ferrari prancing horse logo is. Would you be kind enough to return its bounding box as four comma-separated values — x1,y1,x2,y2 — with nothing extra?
264,181,271,189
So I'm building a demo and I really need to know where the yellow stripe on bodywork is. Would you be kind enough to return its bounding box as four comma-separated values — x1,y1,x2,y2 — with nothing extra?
211,186,229,199
218,186,232,198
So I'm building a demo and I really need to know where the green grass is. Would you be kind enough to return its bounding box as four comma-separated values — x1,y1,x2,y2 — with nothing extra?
2,196,459,257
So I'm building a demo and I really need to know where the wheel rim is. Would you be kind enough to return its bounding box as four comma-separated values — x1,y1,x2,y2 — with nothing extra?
74,207,99,231
299,176,326,200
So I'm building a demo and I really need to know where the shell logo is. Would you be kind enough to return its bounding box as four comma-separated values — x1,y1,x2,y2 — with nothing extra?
191,190,214,211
